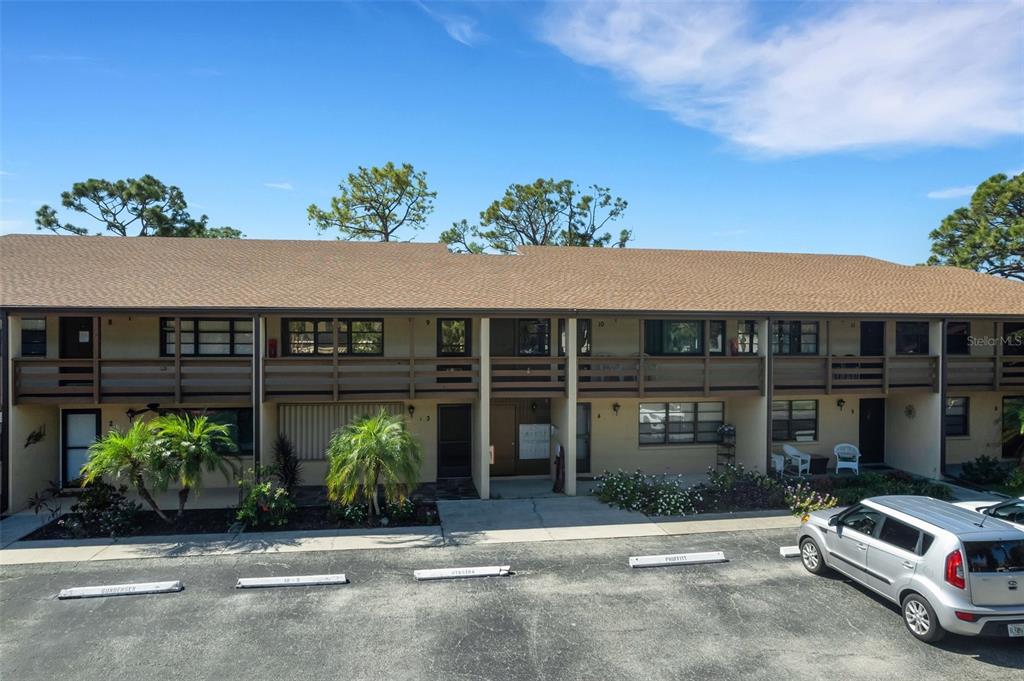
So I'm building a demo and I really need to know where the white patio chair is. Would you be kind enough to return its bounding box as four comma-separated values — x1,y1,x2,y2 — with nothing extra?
782,444,811,476
770,453,786,477
833,443,862,475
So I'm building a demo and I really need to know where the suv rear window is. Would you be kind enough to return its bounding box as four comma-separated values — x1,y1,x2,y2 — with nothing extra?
963,540,1024,573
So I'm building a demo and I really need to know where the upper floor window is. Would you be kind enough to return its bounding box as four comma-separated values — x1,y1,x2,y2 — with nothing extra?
558,319,592,356
772,399,818,442
517,318,550,356
945,397,968,437
895,321,929,355
161,318,253,357
736,320,759,355
1004,322,1024,356
437,318,471,356
644,320,705,355
772,321,818,355
946,321,970,355
20,317,46,356
709,320,726,355
282,318,384,356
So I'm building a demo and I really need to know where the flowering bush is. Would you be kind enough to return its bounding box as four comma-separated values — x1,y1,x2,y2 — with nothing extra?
328,501,368,525
236,470,296,529
58,481,141,538
593,470,704,516
384,497,415,522
784,482,838,517
703,464,785,512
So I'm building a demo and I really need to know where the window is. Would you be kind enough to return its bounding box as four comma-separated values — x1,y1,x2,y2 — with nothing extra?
517,319,550,356
161,318,253,356
895,321,930,355
437,318,471,356
772,321,818,355
639,402,724,446
558,319,592,356
945,397,969,437
283,319,335,355
879,517,921,553
946,321,970,355
20,317,46,357
772,400,818,442
1003,322,1024,356
963,539,1024,573
281,318,384,356
989,500,1024,525
205,408,254,458
709,320,726,355
736,320,759,355
1004,396,1024,459
839,505,882,536
644,320,704,355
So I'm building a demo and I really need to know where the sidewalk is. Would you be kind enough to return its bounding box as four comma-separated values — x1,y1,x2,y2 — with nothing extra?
0,496,798,566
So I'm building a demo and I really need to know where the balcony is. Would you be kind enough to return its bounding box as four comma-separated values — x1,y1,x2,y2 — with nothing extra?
12,357,254,405
490,357,566,396
263,356,480,402
773,355,939,394
577,356,764,396
946,356,1024,390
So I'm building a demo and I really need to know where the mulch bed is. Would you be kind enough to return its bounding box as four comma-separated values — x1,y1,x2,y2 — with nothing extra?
22,502,439,541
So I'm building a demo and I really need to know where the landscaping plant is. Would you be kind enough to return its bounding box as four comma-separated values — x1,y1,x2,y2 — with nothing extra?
151,413,238,520
272,433,303,494
325,409,422,518
81,420,173,524
236,468,296,529
959,454,1011,486
57,481,141,538
784,482,838,518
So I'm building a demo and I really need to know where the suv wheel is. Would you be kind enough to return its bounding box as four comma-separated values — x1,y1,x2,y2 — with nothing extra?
901,593,945,643
799,537,826,575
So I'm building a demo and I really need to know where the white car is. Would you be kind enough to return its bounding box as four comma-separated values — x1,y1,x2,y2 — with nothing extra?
954,497,1024,531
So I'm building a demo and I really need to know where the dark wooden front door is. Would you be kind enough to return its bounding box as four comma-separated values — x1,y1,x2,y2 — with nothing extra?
858,398,886,464
490,403,517,476
59,317,93,358
860,321,885,356
576,403,591,474
437,404,472,478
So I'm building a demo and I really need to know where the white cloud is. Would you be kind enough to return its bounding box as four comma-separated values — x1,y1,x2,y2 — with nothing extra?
542,2,1024,155
926,185,976,200
264,182,294,191
418,2,486,47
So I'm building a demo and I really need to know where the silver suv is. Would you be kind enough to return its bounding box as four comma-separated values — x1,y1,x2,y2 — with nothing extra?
797,495,1024,642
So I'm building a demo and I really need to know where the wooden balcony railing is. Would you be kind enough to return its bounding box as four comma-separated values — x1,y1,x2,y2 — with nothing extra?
946,356,1024,390
490,357,566,395
263,356,480,402
773,355,939,394
577,356,764,396
12,357,253,405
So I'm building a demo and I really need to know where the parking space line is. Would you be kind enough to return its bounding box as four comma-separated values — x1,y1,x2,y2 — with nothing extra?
235,574,349,589
629,551,727,568
58,580,184,599
414,565,511,581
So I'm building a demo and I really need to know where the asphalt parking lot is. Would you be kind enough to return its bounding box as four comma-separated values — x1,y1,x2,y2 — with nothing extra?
1,528,1021,681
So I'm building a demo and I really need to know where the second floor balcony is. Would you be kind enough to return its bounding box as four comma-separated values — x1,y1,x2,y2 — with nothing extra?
772,355,939,394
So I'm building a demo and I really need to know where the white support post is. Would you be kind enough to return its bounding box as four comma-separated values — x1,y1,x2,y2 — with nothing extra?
477,318,491,500
564,318,577,495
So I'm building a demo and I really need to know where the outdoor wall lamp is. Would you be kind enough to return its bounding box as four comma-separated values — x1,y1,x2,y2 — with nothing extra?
126,402,161,422
408,404,416,418
836,399,846,411
612,402,621,415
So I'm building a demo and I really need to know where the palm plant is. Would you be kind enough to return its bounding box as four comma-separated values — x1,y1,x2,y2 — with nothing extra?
81,420,172,524
151,413,237,519
326,409,422,518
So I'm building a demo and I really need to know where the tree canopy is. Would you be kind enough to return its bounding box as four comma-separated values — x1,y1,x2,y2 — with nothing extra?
440,178,631,254
308,162,436,242
35,175,241,238
927,172,1023,281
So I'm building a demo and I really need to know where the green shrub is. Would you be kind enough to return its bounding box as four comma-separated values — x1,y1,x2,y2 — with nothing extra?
328,502,368,525
592,470,704,516
58,481,141,538
702,464,785,512
998,468,1024,496
784,482,838,518
384,497,415,523
960,455,1011,486
236,471,296,529
272,434,303,493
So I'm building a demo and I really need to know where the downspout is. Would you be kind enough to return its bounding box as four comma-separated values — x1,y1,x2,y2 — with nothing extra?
1,309,9,514
939,318,948,478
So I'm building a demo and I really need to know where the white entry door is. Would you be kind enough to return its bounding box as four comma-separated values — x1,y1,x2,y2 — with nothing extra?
63,410,99,486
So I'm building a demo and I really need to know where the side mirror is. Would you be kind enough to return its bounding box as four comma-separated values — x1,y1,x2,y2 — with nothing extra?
828,514,840,527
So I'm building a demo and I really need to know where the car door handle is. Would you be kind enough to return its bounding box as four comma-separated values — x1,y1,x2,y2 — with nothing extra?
857,543,867,551
901,561,915,569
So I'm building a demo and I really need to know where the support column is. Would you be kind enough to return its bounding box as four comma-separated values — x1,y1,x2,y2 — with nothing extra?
252,314,262,481
1,310,9,513
563,318,577,495
476,318,491,500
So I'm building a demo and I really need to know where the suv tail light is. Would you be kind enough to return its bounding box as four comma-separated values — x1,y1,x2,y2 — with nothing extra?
945,549,965,589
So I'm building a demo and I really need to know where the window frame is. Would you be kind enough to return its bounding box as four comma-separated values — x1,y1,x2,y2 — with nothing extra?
638,401,725,447
20,317,47,357
771,399,819,442
709,320,726,356
945,397,969,437
280,318,385,357
558,318,592,357
895,321,930,355
644,320,705,356
437,318,472,357
516,318,551,357
735,320,759,356
160,317,253,357
877,516,923,554
946,321,970,356
771,320,819,356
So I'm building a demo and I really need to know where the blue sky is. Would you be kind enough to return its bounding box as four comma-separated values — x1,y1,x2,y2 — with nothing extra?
1,1,1022,265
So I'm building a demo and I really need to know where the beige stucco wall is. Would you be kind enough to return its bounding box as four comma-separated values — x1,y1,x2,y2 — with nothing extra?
7,404,60,511
945,391,1012,465
770,393,863,459
885,392,942,478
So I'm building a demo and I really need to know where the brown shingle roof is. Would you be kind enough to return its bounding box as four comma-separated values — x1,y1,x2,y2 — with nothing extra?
1,234,1021,316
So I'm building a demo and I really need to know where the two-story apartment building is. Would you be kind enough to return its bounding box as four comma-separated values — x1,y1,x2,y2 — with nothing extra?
1,235,1022,512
